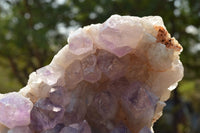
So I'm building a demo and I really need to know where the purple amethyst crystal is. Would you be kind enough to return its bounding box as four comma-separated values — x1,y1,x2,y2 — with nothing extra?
68,28,93,55
0,92,33,128
81,54,102,83
92,91,118,120
49,86,67,106
64,60,83,88
97,50,125,80
121,81,158,132
99,15,143,56
63,96,87,125
29,98,64,132
36,65,61,86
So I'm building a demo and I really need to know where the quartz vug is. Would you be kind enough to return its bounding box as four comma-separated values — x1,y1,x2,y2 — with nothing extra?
0,15,183,133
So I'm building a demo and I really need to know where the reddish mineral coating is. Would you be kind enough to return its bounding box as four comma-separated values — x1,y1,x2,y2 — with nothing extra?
154,26,182,51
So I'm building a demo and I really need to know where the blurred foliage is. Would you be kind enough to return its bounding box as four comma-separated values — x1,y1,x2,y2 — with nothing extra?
0,0,200,132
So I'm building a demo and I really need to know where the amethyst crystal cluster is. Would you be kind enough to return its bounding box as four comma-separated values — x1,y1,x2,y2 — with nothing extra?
0,15,183,133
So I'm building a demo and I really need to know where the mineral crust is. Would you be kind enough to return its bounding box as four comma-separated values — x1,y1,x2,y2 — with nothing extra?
0,15,183,133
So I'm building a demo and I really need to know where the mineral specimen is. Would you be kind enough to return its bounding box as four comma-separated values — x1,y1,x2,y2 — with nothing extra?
0,15,183,133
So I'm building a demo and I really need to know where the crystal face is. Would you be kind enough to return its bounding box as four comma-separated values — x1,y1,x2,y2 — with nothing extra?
0,15,183,133
68,28,94,55
81,54,102,83
29,98,64,132
0,92,33,129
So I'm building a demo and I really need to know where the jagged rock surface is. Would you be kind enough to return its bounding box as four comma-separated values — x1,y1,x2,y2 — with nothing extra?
0,15,183,133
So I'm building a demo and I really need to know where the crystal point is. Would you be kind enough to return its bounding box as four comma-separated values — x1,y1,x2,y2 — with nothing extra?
69,28,93,55
29,98,64,132
81,54,101,83
0,92,33,128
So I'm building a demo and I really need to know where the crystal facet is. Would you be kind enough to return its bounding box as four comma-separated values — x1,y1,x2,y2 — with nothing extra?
30,98,64,132
0,92,33,128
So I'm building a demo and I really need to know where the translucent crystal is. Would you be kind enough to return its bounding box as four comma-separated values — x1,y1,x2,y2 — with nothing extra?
92,91,118,120
64,60,83,88
97,50,125,80
81,54,101,83
121,82,158,132
0,92,33,128
68,28,93,55
98,15,144,57
107,77,130,97
36,65,61,86
49,86,70,106
63,88,87,125
29,98,64,132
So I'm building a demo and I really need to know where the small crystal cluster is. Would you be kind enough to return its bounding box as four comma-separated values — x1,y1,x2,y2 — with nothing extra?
0,15,183,133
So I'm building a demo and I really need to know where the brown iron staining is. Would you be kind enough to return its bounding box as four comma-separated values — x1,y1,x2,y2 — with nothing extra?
154,26,182,52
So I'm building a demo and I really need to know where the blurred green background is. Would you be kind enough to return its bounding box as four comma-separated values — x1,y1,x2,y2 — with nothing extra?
0,0,199,132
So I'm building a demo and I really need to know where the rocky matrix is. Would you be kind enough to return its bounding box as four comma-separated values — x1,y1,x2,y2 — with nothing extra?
0,15,183,133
